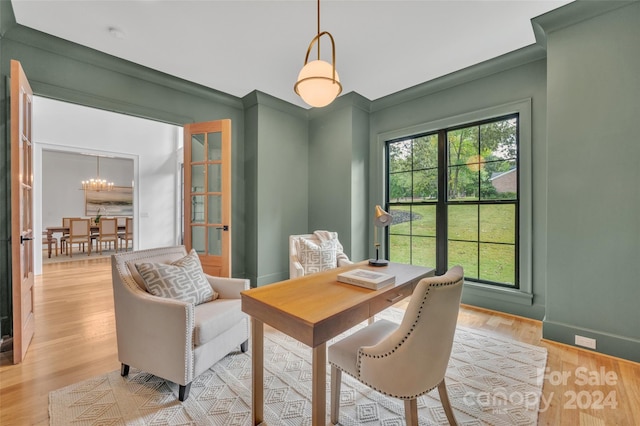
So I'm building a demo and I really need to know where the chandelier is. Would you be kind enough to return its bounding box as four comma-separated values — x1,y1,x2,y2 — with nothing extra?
82,156,114,191
294,0,342,108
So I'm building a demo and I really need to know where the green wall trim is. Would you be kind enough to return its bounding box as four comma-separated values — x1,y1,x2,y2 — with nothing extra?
532,0,635,48
242,90,307,119
543,320,640,363
255,271,289,288
371,44,546,113
0,0,17,36
307,91,372,119
5,24,244,110
463,281,533,306
462,293,545,321
461,281,545,320
31,80,194,125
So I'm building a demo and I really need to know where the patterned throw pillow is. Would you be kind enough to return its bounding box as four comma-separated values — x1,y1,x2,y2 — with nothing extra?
298,236,338,275
135,249,217,305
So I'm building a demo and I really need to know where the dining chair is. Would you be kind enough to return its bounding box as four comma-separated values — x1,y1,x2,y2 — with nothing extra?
60,216,81,253
115,216,128,227
118,217,133,251
96,217,118,254
42,230,58,257
328,265,464,426
66,218,92,257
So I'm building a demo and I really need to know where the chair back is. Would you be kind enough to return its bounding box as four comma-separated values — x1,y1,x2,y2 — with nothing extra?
69,218,90,239
125,217,133,237
289,231,350,278
99,218,118,237
62,217,81,228
358,266,464,398
112,246,188,293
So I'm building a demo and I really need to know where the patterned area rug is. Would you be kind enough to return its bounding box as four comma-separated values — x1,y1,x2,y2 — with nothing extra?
49,308,547,425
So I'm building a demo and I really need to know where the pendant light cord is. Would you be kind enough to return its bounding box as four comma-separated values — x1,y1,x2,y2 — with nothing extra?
317,0,320,60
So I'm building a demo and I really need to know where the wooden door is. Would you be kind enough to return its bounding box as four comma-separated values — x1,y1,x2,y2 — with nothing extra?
183,120,231,277
10,60,35,364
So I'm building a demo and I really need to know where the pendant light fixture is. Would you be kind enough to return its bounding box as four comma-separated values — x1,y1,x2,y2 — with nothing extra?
294,0,342,108
82,156,114,191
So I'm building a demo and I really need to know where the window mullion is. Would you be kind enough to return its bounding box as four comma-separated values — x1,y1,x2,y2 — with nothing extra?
436,129,447,275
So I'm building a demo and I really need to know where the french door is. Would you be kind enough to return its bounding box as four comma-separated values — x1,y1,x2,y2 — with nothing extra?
10,60,35,364
183,120,232,277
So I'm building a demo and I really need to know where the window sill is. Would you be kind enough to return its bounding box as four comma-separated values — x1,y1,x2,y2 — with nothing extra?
462,280,533,306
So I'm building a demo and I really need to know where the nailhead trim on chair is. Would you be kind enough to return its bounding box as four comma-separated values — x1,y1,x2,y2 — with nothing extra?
331,272,463,400
113,246,196,385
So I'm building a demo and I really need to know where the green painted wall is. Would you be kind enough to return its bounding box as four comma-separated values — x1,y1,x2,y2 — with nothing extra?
308,93,371,262
0,20,247,336
242,92,308,287
1,0,638,362
0,39,10,338
368,53,549,320
542,2,640,361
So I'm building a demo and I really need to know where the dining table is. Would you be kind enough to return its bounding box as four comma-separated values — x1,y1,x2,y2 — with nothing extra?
44,225,126,258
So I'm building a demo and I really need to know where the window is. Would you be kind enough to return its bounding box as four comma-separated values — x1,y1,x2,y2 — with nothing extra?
387,114,519,288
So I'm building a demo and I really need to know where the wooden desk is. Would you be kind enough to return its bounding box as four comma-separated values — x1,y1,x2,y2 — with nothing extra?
44,225,125,258
241,261,435,425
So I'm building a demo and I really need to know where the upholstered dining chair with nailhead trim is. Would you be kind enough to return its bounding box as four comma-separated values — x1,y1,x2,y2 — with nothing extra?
328,265,464,426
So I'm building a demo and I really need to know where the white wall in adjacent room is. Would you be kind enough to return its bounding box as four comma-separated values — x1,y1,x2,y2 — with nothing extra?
41,151,134,228
33,96,183,274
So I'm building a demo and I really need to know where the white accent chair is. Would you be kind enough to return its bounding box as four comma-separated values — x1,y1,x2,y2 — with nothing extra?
111,245,249,401
328,266,464,426
289,230,353,278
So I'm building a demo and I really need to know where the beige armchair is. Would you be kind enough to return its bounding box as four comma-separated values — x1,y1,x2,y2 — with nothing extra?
289,230,352,278
328,266,464,426
111,245,249,401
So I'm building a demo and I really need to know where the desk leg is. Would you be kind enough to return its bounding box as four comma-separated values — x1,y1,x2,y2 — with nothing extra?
251,318,264,425
312,343,327,426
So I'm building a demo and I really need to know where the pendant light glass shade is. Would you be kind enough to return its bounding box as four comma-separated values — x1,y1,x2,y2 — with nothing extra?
294,0,342,108
295,59,342,108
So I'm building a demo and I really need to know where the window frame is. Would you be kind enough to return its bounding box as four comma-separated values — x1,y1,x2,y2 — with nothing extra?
376,99,533,302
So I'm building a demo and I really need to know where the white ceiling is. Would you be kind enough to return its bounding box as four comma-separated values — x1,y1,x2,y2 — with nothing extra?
11,0,572,109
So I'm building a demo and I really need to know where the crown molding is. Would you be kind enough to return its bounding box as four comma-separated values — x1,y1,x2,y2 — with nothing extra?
242,90,307,119
371,44,546,113
532,0,636,48
307,91,372,120
4,24,244,110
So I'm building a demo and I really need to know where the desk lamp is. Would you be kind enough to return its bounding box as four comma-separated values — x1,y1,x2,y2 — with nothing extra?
369,205,392,266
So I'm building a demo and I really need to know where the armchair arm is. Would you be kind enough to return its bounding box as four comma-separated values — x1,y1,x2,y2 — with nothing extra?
290,258,304,279
337,253,353,267
113,277,195,386
206,275,249,299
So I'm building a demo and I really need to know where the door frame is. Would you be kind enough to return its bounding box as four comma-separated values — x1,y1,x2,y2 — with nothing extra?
33,143,140,275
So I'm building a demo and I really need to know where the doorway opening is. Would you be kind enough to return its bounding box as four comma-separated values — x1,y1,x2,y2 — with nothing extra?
33,96,183,275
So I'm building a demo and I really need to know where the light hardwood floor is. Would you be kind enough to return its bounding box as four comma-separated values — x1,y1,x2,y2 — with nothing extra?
0,258,638,425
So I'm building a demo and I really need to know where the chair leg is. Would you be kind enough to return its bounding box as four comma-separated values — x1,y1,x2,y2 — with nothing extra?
404,398,418,426
240,339,248,353
120,363,130,376
178,383,191,402
330,366,342,425
437,379,458,426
